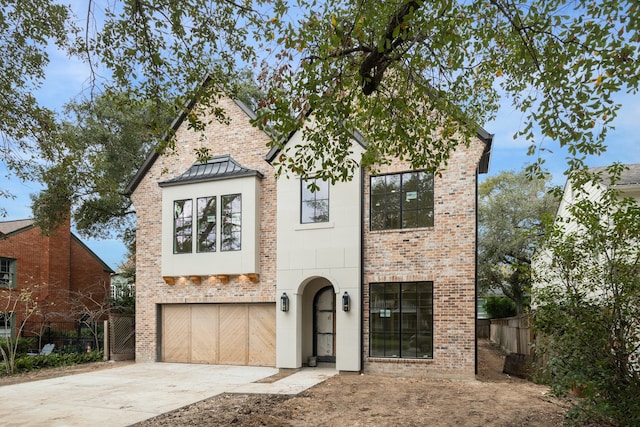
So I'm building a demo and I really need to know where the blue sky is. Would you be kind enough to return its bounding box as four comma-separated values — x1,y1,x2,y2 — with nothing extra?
2,26,639,271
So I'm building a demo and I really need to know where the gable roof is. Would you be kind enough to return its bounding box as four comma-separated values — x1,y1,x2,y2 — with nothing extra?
265,123,493,174
70,234,115,274
0,219,35,238
589,163,640,188
158,155,264,187
125,75,262,195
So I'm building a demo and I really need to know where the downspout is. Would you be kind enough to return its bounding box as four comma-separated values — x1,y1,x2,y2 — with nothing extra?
475,167,479,376
360,164,365,373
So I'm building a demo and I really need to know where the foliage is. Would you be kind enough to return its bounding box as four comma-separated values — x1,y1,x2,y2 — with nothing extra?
0,338,37,357
2,1,639,195
257,0,640,182
478,170,558,314
0,284,53,375
4,351,104,376
533,164,640,425
109,278,136,316
30,91,171,238
483,296,517,319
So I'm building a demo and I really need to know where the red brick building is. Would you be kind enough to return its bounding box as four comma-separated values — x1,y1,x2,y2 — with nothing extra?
0,218,113,337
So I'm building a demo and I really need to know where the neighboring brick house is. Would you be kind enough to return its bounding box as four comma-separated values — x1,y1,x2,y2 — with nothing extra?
127,97,491,379
0,217,114,338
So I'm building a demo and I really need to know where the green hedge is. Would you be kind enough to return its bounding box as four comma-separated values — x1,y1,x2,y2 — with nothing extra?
2,351,104,375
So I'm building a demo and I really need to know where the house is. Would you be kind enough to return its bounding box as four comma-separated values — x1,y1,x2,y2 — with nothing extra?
0,217,114,338
127,97,491,379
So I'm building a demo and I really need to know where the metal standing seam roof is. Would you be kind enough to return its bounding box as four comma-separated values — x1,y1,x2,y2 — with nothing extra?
158,155,264,187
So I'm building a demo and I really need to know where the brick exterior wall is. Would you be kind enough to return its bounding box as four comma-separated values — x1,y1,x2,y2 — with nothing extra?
0,218,111,329
362,139,485,380
131,99,276,362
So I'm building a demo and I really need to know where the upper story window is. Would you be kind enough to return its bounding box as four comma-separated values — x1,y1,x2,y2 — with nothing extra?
0,257,16,288
173,194,242,253
370,171,434,231
197,196,217,252
221,194,242,251
301,178,329,223
174,199,193,254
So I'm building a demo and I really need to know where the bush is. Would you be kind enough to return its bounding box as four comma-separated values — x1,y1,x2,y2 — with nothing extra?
483,296,517,319
7,351,104,375
0,337,38,356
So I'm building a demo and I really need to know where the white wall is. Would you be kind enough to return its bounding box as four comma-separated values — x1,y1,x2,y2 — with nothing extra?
275,128,363,372
161,176,261,277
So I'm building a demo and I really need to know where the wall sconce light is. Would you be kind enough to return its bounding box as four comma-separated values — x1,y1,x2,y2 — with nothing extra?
342,291,350,312
280,292,289,312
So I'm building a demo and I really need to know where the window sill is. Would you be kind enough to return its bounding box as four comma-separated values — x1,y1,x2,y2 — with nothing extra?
367,357,434,364
295,222,335,231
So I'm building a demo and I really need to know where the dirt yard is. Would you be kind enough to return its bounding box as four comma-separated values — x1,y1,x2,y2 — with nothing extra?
0,341,569,426
137,340,569,426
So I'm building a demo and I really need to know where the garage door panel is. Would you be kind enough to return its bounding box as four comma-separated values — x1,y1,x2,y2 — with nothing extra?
248,305,276,366
219,305,249,365
162,305,191,362
191,305,219,363
161,303,275,366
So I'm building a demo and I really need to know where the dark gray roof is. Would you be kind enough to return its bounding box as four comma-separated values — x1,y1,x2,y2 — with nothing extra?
589,163,640,187
158,155,264,187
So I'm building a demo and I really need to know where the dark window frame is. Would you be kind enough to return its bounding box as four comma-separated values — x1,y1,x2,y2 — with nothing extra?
221,193,242,252
173,199,193,254
301,178,330,224
369,281,434,359
370,171,434,231
196,196,217,253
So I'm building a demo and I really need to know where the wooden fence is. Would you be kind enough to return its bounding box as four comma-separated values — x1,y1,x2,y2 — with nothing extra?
490,315,533,355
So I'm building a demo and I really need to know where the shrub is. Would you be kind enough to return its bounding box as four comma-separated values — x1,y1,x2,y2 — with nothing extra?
483,296,517,319
4,351,104,376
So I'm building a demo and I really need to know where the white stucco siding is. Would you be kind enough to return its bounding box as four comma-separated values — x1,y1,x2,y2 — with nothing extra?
160,176,261,277
275,128,364,372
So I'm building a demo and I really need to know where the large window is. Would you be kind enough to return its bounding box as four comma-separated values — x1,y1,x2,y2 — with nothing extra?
197,196,217,252
173,199,193,253
369,281,433,359
0,257,16,288
221,194,242,251
301,178,329,223
370,171,434,230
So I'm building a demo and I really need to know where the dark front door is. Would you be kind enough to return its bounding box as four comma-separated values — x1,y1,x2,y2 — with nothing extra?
314,286,336,362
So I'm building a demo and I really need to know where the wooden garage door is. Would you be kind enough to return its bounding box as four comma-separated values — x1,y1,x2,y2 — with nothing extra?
161,303,275,366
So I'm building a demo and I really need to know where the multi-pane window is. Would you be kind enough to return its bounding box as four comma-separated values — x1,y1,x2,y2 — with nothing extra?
369,281,433,359
0,312,14,338
197,196,217,252
0,258,16,288
173,199,193,253
370,171,434,230
221,194,242,251
301,178,329,223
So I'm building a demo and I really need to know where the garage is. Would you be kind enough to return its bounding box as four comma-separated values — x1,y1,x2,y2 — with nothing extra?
161,303,276,366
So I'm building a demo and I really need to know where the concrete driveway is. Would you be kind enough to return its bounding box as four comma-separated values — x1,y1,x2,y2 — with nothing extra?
0,362,337,427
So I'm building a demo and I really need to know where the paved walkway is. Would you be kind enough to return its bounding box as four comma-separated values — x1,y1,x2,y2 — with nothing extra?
0,363,337,427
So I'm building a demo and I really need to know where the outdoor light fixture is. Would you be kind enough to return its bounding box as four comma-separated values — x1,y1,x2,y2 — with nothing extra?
280,292,289,312
342,291,350,312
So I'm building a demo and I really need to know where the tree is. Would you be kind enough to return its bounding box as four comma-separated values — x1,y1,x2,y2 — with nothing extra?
533,164,640,425
29,91,171,238
0,284,52,375
478,170,558,314
1,1,638,193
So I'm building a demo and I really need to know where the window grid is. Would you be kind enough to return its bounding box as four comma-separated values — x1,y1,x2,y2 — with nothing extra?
173,199,193,254
221,194,242,251
0,258,16,288
301,178,330,224
197,196,217,253
369,281,433,359
370,171,434,231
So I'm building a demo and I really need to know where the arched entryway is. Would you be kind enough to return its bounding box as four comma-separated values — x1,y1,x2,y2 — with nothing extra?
313,286,336,362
